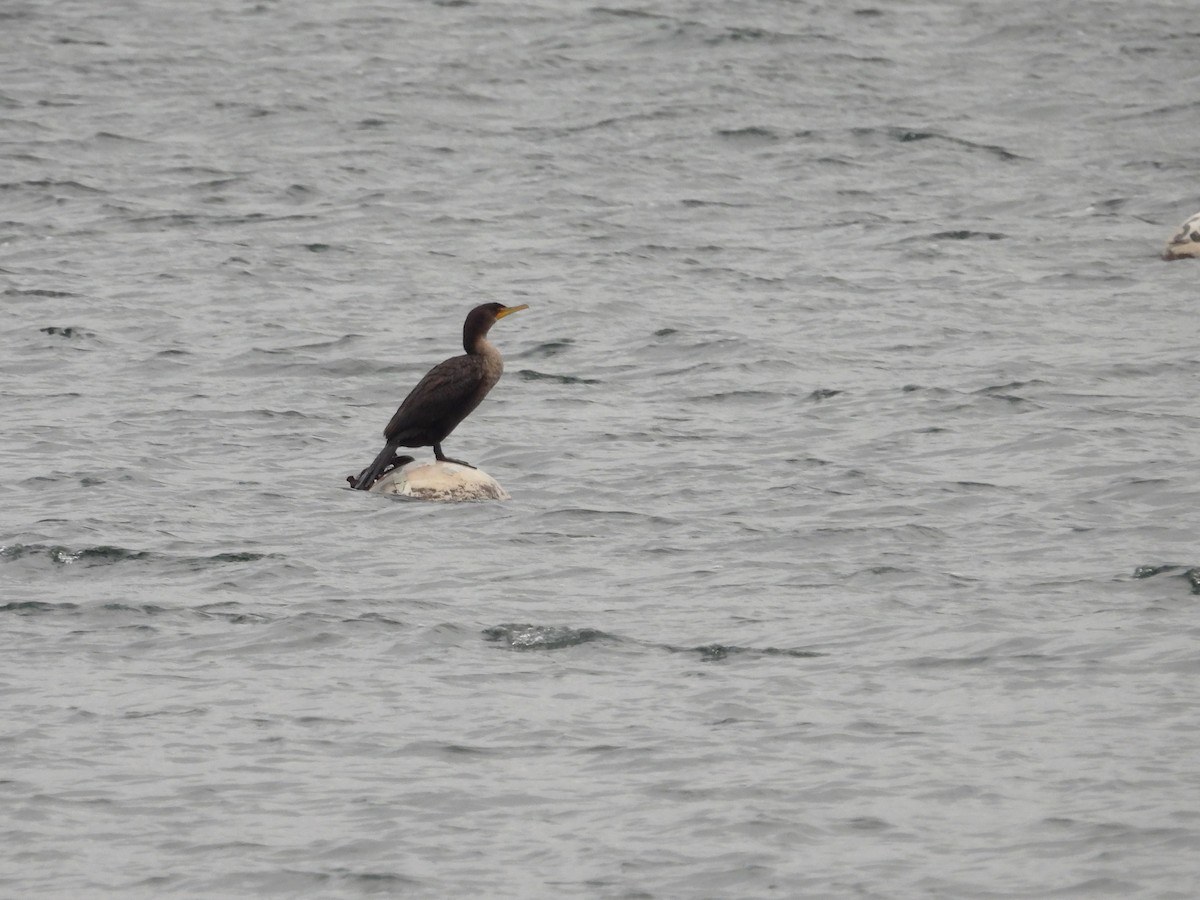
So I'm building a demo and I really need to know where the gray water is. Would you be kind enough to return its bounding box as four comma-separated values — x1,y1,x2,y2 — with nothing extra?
3,0,1200,897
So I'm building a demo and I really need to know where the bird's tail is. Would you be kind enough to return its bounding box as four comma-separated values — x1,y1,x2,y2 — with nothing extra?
352,443,402,491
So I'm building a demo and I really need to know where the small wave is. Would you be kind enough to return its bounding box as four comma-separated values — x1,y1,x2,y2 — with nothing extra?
5,288,78,298
204,551,270,564
590,7,667,21
483,625,823,661
0,177,104,194
52,36,108,47
715,126,782,142
483,623,615,650
93,131,150,144
0,543,270,570
668,643,824,662
924,230,1008,242
517,369,600,385
39,325,94,338
688,389,787,404
0,600,78,615
126,211,319,230
855,126,1026,161
908,655,992,669
0,543,150,566
706,25,802,46
98,602,171,615
1132,564,1200,594
518,339,575,359
978,379,1047,393
971,383,1040,406
679,198,751,208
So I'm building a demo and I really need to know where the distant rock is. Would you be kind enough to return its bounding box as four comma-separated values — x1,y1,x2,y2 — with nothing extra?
369,460,511,502
1163,211,1200,260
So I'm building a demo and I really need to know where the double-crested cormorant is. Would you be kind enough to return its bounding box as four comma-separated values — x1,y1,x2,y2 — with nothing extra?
350,302,529,490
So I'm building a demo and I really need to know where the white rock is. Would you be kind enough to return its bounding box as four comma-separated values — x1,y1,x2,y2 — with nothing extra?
369,460,511,502
1163,211,1200,260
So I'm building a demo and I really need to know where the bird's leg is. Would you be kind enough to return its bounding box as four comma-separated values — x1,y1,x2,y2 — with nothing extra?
433,443,476,469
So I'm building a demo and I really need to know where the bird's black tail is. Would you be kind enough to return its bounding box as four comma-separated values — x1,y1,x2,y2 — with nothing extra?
352,442,402,490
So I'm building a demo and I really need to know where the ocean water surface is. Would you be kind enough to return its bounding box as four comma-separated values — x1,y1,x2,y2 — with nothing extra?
2,0,1199,896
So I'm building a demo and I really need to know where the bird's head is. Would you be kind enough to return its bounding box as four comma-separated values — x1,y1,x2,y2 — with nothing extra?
463,302,529,351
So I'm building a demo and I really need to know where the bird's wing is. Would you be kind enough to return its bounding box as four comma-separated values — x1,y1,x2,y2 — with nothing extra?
384,354,482,440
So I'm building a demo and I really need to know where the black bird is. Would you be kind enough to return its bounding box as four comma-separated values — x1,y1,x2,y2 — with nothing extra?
351,302,529,490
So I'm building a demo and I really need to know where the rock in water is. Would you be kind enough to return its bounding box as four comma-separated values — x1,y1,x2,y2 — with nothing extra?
1163,211,1200,260
369,460,511,502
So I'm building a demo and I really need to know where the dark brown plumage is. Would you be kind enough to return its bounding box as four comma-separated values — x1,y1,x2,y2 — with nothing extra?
351,302,528,490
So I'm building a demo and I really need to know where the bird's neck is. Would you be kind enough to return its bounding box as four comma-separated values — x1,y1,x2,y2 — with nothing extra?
465,334,498,357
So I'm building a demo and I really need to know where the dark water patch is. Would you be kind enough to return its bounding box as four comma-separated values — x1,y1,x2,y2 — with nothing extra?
715,126,782,143
0,600,79,615
688,389,787,404
517,339,575,359
100,603,170,615
52,35,109,47
668,643,824,662
6,288,78,298
126,212,320,231
923,230,1008,242
855,127,1026,161
0,543,271,571
0,177,104,195
517,369,601,385
972,383,1042,406
706,26,803,46
162,164,237,177
900,384,957,397
204,868,422,895
0,543,150,566
482,626,821,661
93,131,149,143
848,564,920,580
194,602,271,624
591,6,668,20
326,869,423,890
979,379,1047,393
845,816,892,831
248,408,313,420
344,612,405,627
483,623,616,650
123,707,206,720
680,198,752,208
908,655,991,669
202,551,270,564
533,112,675,137
39,326,93,338
1132,565,1200,594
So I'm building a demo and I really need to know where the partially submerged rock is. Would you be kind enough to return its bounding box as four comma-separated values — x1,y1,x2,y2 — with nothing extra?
368,459,511,502
1163,211,1200,260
